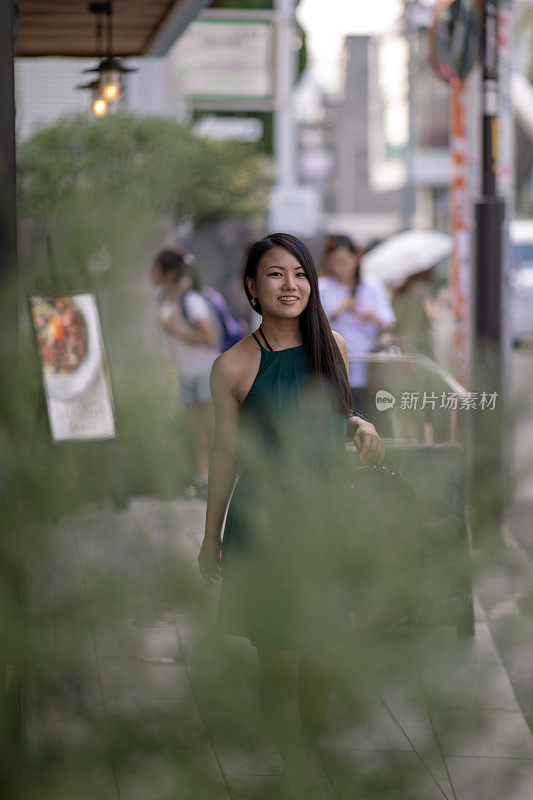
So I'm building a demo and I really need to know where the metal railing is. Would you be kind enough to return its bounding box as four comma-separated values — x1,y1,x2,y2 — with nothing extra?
349,352,467,444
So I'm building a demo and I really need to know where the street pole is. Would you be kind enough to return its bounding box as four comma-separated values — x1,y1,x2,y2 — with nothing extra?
0,0,17,282
270,0,322,236
473,0,506,544
0,1,23,786
274,0,297,190
402,2,417,230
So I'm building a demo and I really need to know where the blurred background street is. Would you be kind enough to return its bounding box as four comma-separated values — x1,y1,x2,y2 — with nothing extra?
2,0,533,798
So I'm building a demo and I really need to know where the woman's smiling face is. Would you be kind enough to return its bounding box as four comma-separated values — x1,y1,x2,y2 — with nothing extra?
247,246,311,318
325,246,359,286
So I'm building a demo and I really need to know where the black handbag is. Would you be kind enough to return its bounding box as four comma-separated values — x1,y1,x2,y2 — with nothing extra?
344,451,426,631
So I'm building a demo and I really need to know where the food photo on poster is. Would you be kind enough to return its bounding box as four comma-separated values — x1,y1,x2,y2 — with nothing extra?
29,292,116,442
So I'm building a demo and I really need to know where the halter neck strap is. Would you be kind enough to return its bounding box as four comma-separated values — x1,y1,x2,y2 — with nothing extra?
258,326,274,351
251,331,265,351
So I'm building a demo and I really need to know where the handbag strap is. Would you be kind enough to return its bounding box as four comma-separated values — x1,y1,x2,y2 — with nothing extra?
383,455,400,477
368,455,400,477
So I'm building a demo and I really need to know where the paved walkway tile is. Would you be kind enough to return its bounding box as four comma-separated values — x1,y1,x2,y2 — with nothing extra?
435,706,533,759
94,616,181,661
99,660,209,748
445,756,533,800
46,495,533,800
40,764,119,800
322,700,433,752
130,497,205,561
421,659,520,711
223,773,281,800
116,749,231,800
214,741,283,777
175,614,213,667
33,519,86,605
415,620,502,664
224,770,339,800
74,506,153,571
319,748,454,800
188,664,285,778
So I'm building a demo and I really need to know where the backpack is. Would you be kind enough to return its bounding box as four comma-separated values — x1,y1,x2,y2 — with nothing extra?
181,287,246,352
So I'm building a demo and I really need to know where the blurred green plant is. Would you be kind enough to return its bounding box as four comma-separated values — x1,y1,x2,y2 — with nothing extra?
3,300,532,798
17,113,272,227
7,102,533,800
15,112,272,502
16,201,196,503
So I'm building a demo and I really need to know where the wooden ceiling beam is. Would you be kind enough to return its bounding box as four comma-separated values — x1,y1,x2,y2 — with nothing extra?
14,0,196,57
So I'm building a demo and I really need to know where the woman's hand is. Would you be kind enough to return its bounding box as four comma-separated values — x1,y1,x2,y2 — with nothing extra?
352,419,385,466
332,298,380,323
354,305,382,324
198,536,222,583
331,296,357,318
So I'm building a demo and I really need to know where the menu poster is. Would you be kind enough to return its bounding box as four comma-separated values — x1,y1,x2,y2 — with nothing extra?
29,293,116,442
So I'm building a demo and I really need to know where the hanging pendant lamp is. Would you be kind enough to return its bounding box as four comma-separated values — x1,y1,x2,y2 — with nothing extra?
76,1,137,116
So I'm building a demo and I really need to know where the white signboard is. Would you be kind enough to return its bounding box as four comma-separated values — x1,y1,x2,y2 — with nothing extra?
30,293,116,442
174,16,275,102
193,115,263,142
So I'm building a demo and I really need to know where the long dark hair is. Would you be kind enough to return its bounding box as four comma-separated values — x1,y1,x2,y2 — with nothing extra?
321,233,362,291
243,233,353,416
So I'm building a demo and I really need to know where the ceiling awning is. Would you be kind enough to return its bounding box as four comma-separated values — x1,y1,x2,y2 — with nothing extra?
15,0,211,58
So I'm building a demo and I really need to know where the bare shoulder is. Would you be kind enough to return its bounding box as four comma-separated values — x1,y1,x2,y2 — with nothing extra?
331,330,349,374
210,334,261,400
332,330,348,356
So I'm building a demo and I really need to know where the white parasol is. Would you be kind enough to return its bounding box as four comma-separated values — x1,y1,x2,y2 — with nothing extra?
361,230,451,287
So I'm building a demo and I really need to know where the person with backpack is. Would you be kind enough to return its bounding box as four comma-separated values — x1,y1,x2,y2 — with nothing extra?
151,248,220,497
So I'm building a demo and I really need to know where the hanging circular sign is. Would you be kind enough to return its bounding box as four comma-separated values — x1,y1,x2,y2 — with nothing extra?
430,0,481,86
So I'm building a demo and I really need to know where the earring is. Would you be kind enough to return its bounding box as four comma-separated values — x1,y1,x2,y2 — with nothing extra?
251,297,257,307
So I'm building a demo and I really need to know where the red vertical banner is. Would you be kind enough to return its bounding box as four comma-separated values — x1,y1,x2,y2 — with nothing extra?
450,85,471,386
497,1,514,384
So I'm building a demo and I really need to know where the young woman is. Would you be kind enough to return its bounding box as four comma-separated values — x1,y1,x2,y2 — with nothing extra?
151,249,219,496
198,233,385,799
319,234,395,417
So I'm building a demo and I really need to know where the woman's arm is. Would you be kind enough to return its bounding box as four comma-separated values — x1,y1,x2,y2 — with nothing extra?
332,331,385,466
160,316,216,347
198,355,240,583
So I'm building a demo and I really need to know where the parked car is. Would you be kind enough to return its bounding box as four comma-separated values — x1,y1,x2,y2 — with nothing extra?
510,219,533,345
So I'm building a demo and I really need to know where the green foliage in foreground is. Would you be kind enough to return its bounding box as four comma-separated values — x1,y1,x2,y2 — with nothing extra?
1,354,528,799
9,103,532,798
17,113,272,226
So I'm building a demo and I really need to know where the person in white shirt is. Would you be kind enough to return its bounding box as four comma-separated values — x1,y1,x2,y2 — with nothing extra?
151,249,220,496
318,234,395,417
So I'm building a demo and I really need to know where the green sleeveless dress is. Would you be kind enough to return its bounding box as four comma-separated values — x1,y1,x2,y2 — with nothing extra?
215,337,351,650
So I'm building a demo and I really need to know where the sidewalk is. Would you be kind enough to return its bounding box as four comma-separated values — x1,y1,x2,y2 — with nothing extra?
30,492,533,800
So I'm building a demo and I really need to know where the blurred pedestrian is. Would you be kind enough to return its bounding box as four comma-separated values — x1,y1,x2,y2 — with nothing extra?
151,248,219,497
391,267,435,358
318,234,395,417
198,232,385,799
391,268,444,444
425,283,455,371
